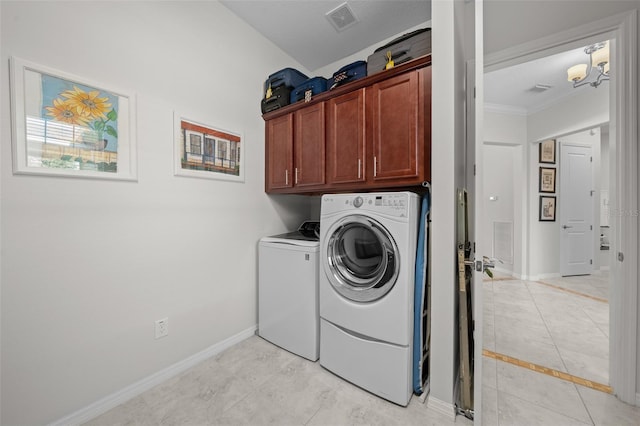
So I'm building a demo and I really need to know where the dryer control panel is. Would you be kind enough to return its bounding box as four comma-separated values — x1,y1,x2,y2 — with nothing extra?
321,192,418,218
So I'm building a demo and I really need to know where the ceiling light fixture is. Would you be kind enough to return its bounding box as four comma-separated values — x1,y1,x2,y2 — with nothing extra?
567,41,610,88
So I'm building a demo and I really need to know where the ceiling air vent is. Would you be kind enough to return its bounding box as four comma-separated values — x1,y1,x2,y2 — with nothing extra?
530,83,553,93
326,2,359,32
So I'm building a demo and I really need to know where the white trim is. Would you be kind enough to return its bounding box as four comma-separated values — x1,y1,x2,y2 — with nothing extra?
48,326,257,426
608,9,638,406
426,395,457,420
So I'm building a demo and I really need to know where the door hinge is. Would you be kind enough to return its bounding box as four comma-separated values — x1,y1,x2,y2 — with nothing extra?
590,225,593,230
474,164,476,176
590,156,593,162
590,259,593,265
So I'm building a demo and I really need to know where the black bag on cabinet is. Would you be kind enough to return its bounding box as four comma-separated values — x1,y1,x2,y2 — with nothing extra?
261,67,309,113
261,85,292,114
366,28,432,75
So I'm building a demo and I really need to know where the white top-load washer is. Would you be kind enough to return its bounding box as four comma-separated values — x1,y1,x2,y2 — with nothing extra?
319,192,420,406
258,222,320,361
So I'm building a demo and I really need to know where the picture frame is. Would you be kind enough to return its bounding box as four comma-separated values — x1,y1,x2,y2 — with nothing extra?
174,112,244,182
539,195,557,221
539,167,556,193
539,139,556,164
9,57,137,181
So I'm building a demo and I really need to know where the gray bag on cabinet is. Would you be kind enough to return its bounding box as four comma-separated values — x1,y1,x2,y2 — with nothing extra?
367,28,431,75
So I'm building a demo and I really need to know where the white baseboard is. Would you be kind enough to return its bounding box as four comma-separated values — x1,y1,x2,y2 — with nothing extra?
426,396,456,420
49,325,257,426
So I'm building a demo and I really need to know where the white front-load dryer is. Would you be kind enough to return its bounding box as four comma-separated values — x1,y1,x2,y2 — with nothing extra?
319,192,420,406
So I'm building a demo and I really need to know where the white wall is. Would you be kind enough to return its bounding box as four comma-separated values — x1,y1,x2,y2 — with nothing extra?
429,0,471,412
527,90,608,278
483,144,521,275
0,2,314,424
484,111,527,277
527,88,609,143
485,88,608,279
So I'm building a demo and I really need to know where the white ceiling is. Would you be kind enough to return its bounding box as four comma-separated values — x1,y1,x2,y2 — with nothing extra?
485,42,610,114
221,1,608,113
220,0,430,72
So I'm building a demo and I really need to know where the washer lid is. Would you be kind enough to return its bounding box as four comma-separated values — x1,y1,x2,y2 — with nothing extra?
260,233,320,247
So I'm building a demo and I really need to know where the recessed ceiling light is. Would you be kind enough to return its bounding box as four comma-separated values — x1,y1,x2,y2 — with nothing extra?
326,2,359,32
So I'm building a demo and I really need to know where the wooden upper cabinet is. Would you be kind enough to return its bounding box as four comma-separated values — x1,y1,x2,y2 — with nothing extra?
263,56,431,194
326,88,366,185
368,70,421,183
293,102,326,187
265,113,293,191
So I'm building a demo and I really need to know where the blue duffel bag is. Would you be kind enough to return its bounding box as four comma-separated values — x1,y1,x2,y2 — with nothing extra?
264,67,308,94
290,77,328,104
328,60,367,90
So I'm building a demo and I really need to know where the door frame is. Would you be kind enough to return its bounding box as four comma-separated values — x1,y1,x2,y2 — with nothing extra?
484,10,638,405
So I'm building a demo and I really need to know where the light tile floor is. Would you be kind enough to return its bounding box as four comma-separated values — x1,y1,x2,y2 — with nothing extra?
85,336,472,426
85,272,640,426
482,272,640,426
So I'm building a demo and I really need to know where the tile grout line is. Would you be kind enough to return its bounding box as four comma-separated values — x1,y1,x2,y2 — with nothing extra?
482,276,518,282
535,280,608,303
482,349,612,394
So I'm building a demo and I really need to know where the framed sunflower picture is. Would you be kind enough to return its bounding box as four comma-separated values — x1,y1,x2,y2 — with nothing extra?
9,57,137,180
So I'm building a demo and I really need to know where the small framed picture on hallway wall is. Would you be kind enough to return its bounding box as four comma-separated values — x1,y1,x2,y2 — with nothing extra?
539,167,556,193
539,195,556,221
539,138,556,164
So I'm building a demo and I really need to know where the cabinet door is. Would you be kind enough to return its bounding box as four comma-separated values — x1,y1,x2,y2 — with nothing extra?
326,89,366,185
265,114,293,191
369,70,422,182
294,103,326,187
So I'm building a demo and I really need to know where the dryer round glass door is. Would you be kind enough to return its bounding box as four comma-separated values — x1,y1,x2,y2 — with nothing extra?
324,214,399,302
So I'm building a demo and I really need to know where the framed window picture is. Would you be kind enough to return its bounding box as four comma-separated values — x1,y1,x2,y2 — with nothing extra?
539,139,556,164
539,195,557,221
9,57,137,181
174,112,244,182
539,167,556,193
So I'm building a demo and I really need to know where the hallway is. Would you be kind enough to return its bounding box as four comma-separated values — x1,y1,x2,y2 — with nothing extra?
482,272,639,425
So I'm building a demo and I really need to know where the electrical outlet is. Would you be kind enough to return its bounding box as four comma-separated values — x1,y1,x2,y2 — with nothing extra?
155,318,168,339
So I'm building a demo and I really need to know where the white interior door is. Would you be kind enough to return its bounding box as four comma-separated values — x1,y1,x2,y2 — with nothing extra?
560,143,593,276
